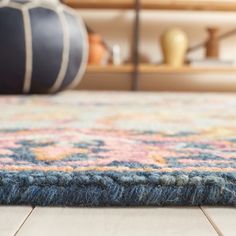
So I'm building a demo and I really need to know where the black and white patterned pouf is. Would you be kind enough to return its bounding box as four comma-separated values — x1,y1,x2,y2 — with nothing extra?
0,0,88,94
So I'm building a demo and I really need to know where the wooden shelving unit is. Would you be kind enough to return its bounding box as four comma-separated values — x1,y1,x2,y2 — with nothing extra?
141,0,236,11
139,64,236,74
64,0,236,91
86,64,236,74
86,65,134,73
64,0,134,9
64,0,236,11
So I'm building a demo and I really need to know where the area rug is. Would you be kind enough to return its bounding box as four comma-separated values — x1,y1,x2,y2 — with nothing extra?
0,92,235,206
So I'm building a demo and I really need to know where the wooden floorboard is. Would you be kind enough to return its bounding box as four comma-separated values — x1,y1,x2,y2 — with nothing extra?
16,207,217,236
203,207,236,236
0,206,32,236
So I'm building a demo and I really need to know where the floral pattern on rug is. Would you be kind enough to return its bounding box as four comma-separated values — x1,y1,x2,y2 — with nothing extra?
0,92,236,174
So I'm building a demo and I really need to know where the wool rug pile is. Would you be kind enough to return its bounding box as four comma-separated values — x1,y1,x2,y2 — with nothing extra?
0,92,235,206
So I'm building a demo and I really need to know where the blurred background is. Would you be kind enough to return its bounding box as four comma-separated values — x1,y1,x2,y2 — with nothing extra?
64,0,236,92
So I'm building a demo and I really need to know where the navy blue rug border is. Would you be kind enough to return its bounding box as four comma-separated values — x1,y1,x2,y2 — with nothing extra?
0,171,235,206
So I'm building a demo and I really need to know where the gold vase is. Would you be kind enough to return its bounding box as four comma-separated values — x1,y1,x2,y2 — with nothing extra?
161,28,188,67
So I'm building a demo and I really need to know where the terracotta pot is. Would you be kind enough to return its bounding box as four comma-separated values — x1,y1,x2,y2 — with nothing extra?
88,34,106,65
161,28,188,67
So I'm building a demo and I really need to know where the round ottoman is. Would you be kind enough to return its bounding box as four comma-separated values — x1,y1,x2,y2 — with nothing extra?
0,0,88,94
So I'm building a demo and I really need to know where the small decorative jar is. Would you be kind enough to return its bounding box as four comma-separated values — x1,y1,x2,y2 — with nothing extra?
88,33,107,65
206,27,219,58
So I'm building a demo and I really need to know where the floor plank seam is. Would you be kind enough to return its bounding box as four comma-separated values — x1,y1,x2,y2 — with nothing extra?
14,207,35,236
200,207,224,236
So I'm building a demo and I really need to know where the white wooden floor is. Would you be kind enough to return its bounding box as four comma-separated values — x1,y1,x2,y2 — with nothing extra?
0,207,235,236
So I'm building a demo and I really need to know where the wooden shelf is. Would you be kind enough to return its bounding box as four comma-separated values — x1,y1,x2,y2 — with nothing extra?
85,64,236,74
141,0,236,11
63,0,134,9
139,64,236,73
86,64,134,73
64,0,236,11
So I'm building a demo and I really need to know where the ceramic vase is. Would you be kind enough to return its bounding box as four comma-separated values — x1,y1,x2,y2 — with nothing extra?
206,27,219,58
88,33,106,65
161,28,188,67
